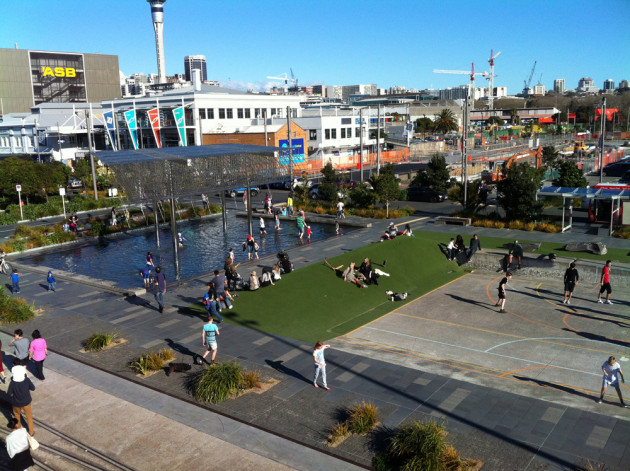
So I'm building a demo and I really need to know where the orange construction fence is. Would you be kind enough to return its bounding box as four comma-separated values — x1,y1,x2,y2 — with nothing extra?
290,149,410,178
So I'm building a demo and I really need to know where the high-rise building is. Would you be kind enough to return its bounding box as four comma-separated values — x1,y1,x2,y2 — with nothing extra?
147,0,167,84
184,55,207,82
603,79,615,94
553,79,565,94
577,77,599,94
619,79,629,90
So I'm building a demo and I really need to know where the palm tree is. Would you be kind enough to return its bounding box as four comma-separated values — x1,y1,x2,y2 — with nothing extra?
433,109,458,135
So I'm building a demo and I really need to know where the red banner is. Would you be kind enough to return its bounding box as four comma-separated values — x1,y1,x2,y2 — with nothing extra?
539,117,554,123
568,113,576,119
595,108,619,121
147,108,162,148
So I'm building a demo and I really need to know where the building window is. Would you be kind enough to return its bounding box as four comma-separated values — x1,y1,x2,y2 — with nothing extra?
207,108,214,119
255,108,261,118
347,128,352,138
199,108,206,119
355,127,360,138
325,129,330,140
227,108,233,119
237,108,244,119
341,128,346,139
309,129,317,140
341,118,351,125
245,109,251,118
219,108,226,119
331,129,337,139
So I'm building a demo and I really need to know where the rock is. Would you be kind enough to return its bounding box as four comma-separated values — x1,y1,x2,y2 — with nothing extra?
501,242,541,252
565,241,607,255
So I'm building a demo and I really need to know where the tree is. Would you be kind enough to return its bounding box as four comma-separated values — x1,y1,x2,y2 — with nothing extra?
554,161,588,188
541,146,561,169
411,154,450,194
449,179,482,213
510,109,521,125
318,162,339,202
487,116,505,126
497,163,544,222
433,109,458,135
370,164,401,218
35,161,69,200
0,157,39,201
415,117,434,135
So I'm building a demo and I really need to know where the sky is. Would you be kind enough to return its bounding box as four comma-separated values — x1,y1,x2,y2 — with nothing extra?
2,0,629,95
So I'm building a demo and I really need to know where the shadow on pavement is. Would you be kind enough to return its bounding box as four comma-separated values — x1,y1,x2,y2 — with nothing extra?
265,359,311,384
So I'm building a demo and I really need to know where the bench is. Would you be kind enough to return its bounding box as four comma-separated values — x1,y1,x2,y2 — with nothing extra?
435,216,471,226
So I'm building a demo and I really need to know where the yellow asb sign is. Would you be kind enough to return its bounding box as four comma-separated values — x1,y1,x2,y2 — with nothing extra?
41,67,76,78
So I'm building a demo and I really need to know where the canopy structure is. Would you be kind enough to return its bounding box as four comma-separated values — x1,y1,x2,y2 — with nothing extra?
96,144,284,281
96,144,284,203
537,186,630,234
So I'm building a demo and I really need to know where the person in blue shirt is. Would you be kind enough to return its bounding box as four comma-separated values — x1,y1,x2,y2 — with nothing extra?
200,316,220,365
47,271,56,292
140,267,151,288
11,269,20,294
202,290,224,323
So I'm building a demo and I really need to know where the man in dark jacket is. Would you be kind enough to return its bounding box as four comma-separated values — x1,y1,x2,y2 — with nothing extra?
563,262,580,304
7,359,35,436
467,234,482,262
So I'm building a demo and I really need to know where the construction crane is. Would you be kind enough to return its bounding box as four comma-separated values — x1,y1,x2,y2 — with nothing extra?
487,49,501,110
289,68,299,93
522,61,537,96
266,72,297,94
433,63,487,110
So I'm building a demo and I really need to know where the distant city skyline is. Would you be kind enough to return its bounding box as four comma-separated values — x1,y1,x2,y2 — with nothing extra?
1,0,629,95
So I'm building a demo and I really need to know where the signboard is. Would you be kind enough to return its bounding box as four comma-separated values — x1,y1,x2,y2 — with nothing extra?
124,109,139,150
147,108,162,148
29,51,87,106
16,185,21,192
622,201,630,226
173,107,187,146
278,138,305,165
103,111,117,151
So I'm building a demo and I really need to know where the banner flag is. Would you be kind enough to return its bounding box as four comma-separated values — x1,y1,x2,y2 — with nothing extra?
173,107,187,146
147,108,162,148
103,111,117,151
124,109,138,150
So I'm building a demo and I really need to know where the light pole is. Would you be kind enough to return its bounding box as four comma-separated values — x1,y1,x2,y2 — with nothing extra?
598,97,606,184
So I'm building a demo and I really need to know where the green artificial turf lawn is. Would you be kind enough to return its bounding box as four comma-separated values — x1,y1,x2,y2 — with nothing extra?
207,236,468,343
414,231,630,263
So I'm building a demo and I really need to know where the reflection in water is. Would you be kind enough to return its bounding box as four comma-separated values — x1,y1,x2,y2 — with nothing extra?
22,213,345,288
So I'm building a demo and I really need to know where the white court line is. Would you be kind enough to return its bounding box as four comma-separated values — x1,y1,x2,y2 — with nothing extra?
362,326,600,377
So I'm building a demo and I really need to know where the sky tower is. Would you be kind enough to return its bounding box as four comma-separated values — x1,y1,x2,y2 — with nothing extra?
147,0,167,84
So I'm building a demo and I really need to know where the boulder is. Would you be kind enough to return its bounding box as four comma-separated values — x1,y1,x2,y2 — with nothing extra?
564,241,607,255
501,242,541,252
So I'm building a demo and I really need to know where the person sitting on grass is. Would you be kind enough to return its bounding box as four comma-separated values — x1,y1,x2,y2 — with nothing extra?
380,222,398,241
271,265,282,281
446,238,456,261
248,271,260,291
342,262,368,288
260,267,275,287
455,234,465,254
359,258,379,285
402,224,413,236
508,240,523,269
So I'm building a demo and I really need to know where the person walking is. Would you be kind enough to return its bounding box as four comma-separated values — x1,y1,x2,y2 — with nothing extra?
259,217,267,235
0,339,6,384
597,260,613,304
7,364,35,436
287,193,294,216
466,234,482,262
201,193,209,209
297,212,305,239
228,248,235,262
563,262,579,304
146,251,155,268
597,356,627,407
336,200,345,219
28,330,48,381
313,341,331,390
9,330,29,363
47,270,56,292
201,316,219,366
140,267,152,288
154,266,167,313
495,272,512,313
274,210,280,230
210,270,233,310
5,417,34,471
11,269,20,294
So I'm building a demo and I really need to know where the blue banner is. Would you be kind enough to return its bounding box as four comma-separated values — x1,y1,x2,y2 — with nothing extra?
173,107,187,146
279,138,305,165
124,109,138,150
103,111,117,151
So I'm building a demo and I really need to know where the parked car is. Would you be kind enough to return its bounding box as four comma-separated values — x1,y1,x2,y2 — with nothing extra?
289,177,312,190
406,186,447,202
225,187,259,198
68,178,83,188
309,184,345,201
603,161,630,177
619,170,630,184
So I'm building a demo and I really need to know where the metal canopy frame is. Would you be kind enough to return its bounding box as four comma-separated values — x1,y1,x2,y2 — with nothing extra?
536,186,630,234
96,144,283,202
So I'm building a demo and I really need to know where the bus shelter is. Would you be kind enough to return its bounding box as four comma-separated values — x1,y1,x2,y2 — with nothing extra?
96,144,283,278
537,186,630,235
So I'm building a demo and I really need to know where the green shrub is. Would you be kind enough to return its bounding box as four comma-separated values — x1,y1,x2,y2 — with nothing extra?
83,331,118,351
128,349,174,374
386,419,448,471
241,370,261,389
0,288,36,324
188,361,244,404
88,221,109,236
347,401,379,435
128,355,149,375
328,422,350,446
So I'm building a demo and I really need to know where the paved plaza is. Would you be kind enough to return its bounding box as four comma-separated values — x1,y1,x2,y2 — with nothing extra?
1,213,629,470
